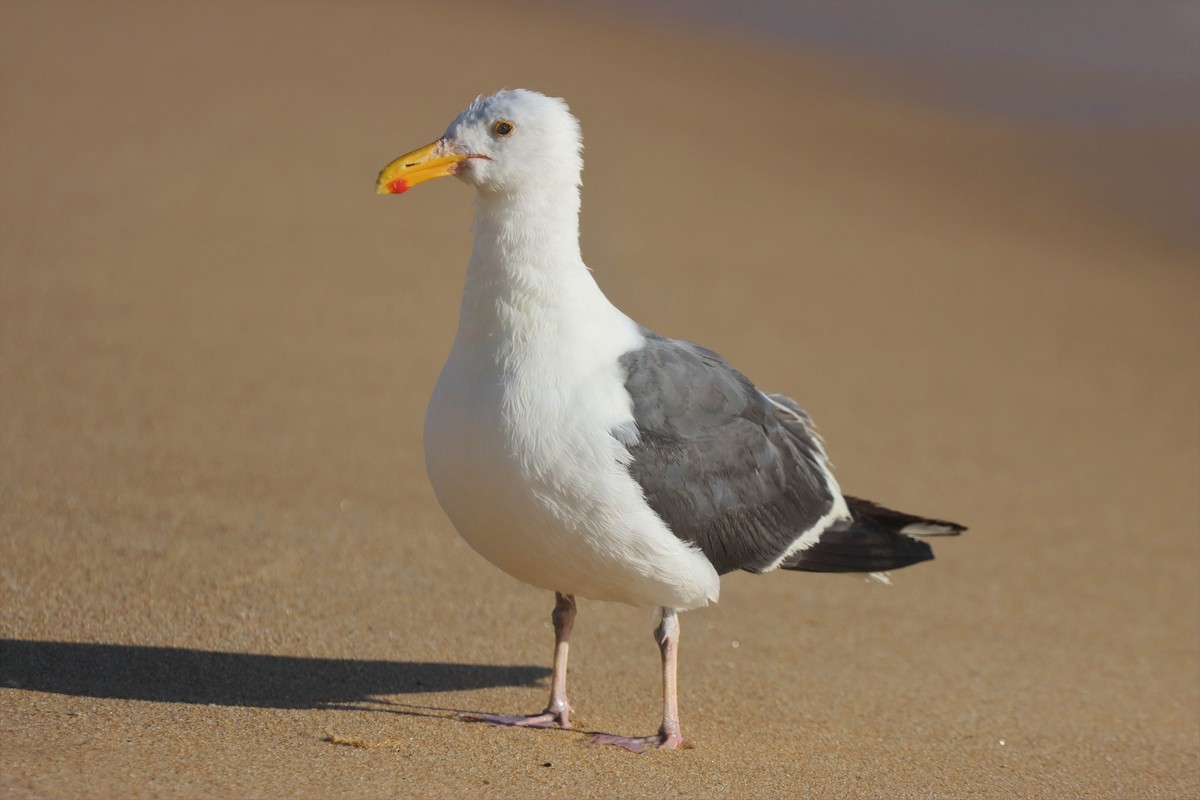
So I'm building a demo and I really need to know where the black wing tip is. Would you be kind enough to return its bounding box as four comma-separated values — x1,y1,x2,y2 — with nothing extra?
781,532,935,574
780,497,964,575
845,496,967,536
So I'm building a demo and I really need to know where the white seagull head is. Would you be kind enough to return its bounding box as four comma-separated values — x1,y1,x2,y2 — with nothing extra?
377,89,582,197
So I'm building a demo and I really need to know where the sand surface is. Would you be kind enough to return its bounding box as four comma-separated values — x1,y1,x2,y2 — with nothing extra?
2,1,1197,798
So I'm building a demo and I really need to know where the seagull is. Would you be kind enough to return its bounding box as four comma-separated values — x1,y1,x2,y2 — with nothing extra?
376,89,964,752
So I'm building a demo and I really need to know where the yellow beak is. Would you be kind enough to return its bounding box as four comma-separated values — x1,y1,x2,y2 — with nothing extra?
375,140,472,195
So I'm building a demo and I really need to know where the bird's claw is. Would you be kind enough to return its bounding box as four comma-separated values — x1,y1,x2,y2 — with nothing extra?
587,731,685,753
460,711,571,729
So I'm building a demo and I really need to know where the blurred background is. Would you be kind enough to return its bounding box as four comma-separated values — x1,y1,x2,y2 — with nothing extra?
582,0,1200,250
2,1,1197,797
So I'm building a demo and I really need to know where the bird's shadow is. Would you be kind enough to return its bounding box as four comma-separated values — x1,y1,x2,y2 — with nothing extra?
0,639,550,714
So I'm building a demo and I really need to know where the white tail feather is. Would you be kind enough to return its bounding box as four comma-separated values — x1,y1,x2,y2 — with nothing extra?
900,522,962,537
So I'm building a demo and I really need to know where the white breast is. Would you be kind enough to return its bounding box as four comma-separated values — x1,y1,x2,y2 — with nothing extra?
423,257,720,611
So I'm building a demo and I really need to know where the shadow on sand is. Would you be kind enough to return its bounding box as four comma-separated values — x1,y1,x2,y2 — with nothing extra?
0,639,550,710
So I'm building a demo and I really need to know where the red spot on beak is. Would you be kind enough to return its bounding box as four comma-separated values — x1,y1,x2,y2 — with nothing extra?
387,178,409,194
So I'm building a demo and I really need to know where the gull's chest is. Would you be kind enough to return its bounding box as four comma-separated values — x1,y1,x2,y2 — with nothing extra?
425,329,633,492
421,292,647,559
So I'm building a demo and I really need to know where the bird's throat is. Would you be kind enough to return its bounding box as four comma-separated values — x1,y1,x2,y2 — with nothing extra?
455,190,614,358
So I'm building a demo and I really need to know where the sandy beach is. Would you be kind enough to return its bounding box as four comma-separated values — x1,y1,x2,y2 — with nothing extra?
2,1,1197,797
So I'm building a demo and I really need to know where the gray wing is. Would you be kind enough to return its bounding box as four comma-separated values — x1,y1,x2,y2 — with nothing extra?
617,331,837,574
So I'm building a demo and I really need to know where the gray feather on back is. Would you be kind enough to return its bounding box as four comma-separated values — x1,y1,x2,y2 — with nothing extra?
617,332,836,574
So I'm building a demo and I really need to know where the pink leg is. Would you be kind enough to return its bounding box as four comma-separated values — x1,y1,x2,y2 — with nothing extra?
589,607,685,753
461,592,576,729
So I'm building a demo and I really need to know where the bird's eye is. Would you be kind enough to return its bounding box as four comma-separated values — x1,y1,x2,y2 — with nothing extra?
493,120,514,137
